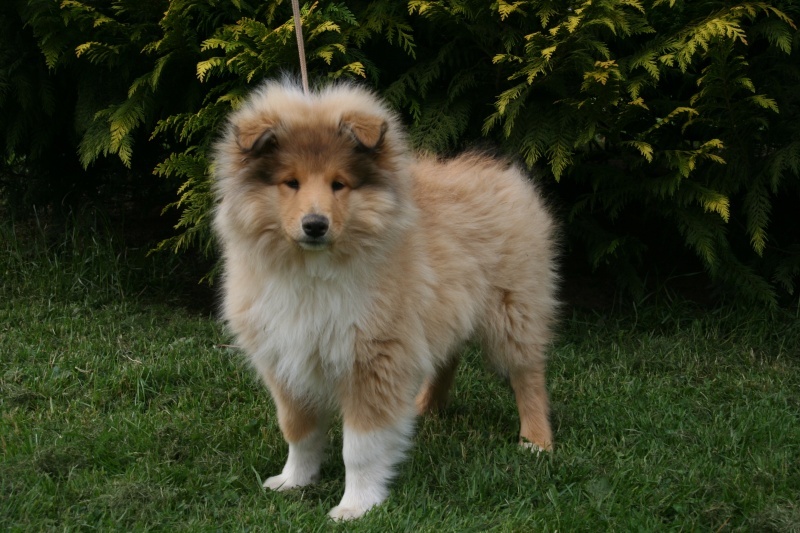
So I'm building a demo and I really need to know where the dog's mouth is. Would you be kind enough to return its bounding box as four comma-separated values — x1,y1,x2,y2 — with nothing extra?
297,237,331,251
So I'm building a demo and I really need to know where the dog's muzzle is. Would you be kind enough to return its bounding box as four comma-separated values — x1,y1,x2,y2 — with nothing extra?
298,214,330,249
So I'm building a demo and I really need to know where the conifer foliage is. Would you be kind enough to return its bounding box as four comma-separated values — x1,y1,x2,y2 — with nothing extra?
1,0,798,304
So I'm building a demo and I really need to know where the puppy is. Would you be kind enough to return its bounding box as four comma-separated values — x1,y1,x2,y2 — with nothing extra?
212,80,559,520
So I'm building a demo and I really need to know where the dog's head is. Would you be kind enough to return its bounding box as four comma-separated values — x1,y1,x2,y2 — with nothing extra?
233,109,390,251
213,81,413,262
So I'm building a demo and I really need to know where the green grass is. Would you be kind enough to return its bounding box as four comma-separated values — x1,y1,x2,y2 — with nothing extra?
2,217,799,531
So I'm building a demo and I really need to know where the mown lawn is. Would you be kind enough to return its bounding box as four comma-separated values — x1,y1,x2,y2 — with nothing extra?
2,220,799,531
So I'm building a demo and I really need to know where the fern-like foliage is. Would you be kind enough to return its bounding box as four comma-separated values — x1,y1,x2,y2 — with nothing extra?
2,0,798,303
483,0,799,304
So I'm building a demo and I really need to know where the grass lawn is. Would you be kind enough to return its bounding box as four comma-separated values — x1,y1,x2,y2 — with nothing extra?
2,219,799,531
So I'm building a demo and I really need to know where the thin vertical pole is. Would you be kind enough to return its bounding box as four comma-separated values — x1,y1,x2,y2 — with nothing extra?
290,0,309,95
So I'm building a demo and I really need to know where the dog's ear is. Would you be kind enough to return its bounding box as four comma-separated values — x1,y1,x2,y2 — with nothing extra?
234,118,279,155
340,112,387,151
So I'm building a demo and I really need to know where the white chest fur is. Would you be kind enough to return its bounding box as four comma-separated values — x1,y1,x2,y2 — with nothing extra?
226,259,371,402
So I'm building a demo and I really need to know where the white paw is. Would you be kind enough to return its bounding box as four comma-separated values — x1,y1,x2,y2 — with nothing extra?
329,422,412,521
327,479,387,521
328,502,376,521
264,428,327,492
263,471,318,492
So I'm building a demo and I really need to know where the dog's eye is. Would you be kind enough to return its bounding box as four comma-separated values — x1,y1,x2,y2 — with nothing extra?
284,179,300,190
331,181,346,192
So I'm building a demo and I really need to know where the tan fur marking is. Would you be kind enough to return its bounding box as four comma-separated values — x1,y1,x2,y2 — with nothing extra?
340,111,387,149
264,374,320,443
235,116,277,152
340,339,416,432
509,365,553,451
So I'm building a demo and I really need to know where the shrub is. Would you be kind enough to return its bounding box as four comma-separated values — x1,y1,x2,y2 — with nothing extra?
1,0,798,304
484,1,800,302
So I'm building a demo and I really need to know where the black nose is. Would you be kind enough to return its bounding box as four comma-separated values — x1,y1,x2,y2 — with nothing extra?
302,214,329,238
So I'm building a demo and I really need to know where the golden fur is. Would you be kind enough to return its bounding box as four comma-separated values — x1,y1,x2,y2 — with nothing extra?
212,80,559,519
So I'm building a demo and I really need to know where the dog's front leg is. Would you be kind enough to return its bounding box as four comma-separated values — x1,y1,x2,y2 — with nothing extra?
264,422,329,491
262,375,330,491
330,340,420,520
329,416,415,520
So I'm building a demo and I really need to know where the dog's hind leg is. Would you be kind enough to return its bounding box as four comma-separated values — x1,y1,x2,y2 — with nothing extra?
509,360,552,451
415,356,460,414
262,376,330,491
483,288,555,452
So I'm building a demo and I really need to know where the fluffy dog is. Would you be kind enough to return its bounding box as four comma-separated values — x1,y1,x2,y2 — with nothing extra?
212,80,559,520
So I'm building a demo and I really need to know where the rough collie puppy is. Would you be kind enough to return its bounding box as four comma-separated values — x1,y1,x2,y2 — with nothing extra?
212,80,559,520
